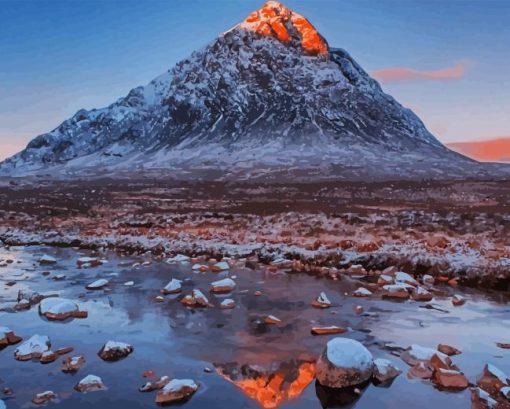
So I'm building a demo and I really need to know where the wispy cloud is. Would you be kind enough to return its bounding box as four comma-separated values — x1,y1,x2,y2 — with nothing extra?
372,61,468,83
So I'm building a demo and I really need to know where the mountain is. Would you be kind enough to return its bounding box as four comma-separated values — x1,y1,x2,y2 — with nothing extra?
1,1,506,181
447,138,510,163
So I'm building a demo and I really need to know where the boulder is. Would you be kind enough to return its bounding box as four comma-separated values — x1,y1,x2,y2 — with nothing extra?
477,364,509,396
61,356,86,373
14,335,51,361
373,358,401,383
162,279,182,294
210,278,236,293
316,338,374,388
32,391,56,405
312,292,331,308
155,379,198,405
39,298,87,321
98,341,133,361
74,375,106,393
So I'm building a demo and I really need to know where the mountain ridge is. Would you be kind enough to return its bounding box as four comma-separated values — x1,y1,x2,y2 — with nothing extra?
1,1,507,181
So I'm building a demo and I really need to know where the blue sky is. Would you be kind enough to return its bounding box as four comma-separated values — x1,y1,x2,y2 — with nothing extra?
1,0,509,159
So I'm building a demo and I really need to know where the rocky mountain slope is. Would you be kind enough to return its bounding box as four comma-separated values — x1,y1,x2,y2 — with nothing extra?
1,1,506,181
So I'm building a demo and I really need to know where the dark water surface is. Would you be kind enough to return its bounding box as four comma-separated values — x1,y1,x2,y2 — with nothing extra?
1,246,509,408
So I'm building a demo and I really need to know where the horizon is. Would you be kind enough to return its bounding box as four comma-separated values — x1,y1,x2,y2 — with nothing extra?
1,0,509,161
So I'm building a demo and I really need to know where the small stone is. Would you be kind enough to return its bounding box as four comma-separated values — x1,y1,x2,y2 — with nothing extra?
254,290,263,296
124,281,135,286
61,356,86,373
39,255,57,265
56,346,74,355
86,279,109,290
40,351,59,364
353,287,372,297
407,362,433,379
312,292,331,308
264,315,281,325
382,284,410,300
354,305,364,315
181,289,209,308
155,295,165,302
32,391,56,405
74,375,106,393
412,286,433,302
433,368,469,390
140,375,170,392
0,327,22,348
210,261,230,272
98,341,133,361
311,326,347,336
220,299,236,309
395,271,418,286
210,278,236,293
452,294,465,306
422,274,435,285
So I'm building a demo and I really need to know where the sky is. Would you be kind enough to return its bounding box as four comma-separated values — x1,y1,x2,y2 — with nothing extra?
1,0,509,160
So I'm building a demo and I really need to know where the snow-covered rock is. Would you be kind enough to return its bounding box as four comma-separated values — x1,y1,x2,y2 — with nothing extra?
353,287,372,297
77,256,101,267
471,387,498,408
316,337,374,388
395,271,418,286
14,335,51,361
86,278,109,290
192,263,208,271
210,278,236,293
140,375,170,392
400,344,450,367
98,341,134,361
373,358,401,383
61,355,86,373
39,254,57,265
38,298,87,321
0,326,22,348
452,294,466,306
432,368,469,390
477,363,509,396
181,289,209,308
312,292,331,308
162,278,182,294
74,375,106,393
220,298,236,309
40,350,59,364
166,254,190,263
382,283,410,299
210,261,230,272
32,391,56,405
412,286,433,302
264,315,282,325
155,379,198,405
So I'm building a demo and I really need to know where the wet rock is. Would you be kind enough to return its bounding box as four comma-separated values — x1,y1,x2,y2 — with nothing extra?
312,292,331,309
220,299,236,309
382,284,410,300
40,350,59,364
161,278,182,294
98,341,134,361
61,355,86,373
353,287,372,297
74,375,106,393
452,294,466,306
210,278,236,293
0,327,22,349
264,315,282,325
311,326,347,336
210,261,230,272
316,338,374,388
408,362,433,379
412,286,433,301
438,344,462,356
86,278,109,290
38,298,87,321
400,344,450,367
373,358,401,384
155,379,198,405
39,254,57,265
477,364,509,396
471,387,498,409
181,289,209,308
14,335,51,361
32,391,56,405
433,368,469,390
140,375,170,392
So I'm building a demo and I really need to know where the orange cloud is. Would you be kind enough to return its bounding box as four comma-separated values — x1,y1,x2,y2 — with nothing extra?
447,136,510,162
372,61,468,83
